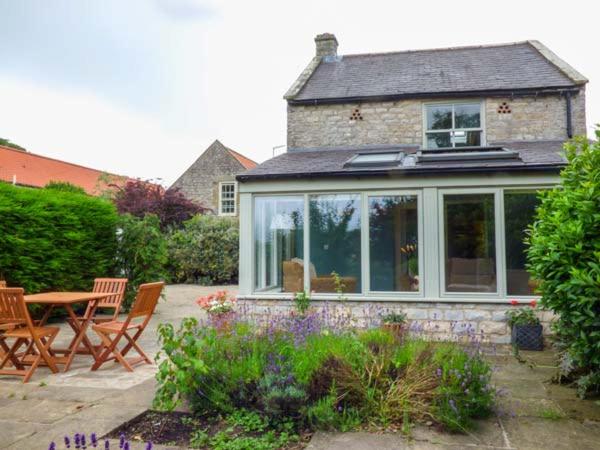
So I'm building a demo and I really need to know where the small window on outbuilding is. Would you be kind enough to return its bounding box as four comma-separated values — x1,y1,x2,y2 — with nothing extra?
219,182,237,216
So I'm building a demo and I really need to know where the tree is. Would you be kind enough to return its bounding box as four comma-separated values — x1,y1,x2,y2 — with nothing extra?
527,132,600,396
112,179,207,229
0,137,26,151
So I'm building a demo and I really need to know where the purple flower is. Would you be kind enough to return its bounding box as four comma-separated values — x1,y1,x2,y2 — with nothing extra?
124,443,130,450
91,434,98,448
75,433,81,449
449,399,458,413
119,434,125,449
64,436,71,449
48,443,56,450
104,440,110,450
436,368,442,377
81,434,87,449
145,442,153,450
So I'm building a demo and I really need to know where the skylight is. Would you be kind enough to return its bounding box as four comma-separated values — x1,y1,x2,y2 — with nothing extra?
346,152,403,167
416,147,520,163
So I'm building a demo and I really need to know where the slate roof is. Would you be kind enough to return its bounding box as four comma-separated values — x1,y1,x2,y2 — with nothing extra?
237,141,566,181
291,42,584,103
0,145,131,195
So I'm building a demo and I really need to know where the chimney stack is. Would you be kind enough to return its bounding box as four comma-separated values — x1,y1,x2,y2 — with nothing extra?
315,33,338,58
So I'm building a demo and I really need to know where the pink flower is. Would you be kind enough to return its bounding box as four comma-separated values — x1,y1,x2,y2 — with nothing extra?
509,300,519,306
530,300,537,308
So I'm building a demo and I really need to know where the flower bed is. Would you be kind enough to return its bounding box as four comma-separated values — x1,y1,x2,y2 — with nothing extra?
152,304,495,443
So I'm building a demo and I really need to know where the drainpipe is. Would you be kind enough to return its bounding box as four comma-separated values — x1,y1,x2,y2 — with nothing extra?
565,91,573,138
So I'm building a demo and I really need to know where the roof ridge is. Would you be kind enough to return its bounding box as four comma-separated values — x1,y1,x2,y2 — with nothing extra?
0,144,124,178
340,40,531,59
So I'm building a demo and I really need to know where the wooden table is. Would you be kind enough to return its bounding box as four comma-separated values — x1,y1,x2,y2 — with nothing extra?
24,292,117,371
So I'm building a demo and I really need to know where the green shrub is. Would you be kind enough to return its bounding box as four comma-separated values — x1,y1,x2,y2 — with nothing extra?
167,215,238,284
527,133,600,396
154,315,494,433
0,183,117,295
116,214,169,309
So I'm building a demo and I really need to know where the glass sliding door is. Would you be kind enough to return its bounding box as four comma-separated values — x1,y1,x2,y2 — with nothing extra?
369,195,419,292
504,191,540,296
309,194,361,293
254,196,304,293
444,194,497,293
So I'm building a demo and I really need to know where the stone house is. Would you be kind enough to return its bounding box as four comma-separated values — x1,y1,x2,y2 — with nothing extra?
171,139,257,215
235,34,588,343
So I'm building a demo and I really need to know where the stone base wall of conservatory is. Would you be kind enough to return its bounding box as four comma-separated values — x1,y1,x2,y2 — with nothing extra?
237,298,555,345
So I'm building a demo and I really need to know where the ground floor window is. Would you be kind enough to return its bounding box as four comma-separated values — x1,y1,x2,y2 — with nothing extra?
254,196,304,292
504,192,540,296
309,194,361,293
369,195,419,292
249,186,546,299
443,194,497,293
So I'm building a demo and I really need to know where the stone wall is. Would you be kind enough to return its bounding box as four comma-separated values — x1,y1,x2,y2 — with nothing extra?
171,140,244,214
287,92,586,149
238,298,555,345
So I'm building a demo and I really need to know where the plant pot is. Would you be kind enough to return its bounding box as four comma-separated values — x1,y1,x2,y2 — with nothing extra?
382,323,407,340
511,324,543,351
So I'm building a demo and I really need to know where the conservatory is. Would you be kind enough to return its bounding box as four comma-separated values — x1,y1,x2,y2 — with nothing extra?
236,145,562,304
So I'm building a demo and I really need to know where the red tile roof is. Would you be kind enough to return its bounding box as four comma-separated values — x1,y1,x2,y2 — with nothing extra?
226,148,257,170
0,145,130,195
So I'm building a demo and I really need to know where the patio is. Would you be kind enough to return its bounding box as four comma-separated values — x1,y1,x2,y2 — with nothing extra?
1,285,599,449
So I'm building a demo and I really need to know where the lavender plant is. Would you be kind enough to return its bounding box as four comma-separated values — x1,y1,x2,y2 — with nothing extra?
48,433,152,450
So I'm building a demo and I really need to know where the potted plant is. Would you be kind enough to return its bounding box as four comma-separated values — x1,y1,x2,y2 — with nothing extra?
506,301,543,351
196,290,236,332
381,311,407,339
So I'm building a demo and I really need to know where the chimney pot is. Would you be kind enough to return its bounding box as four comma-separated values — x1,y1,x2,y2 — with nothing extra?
315,33,338,58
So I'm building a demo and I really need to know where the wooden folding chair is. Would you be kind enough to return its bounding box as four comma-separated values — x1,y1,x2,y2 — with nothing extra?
0,288,59,383
91,282,164,372
69,278,128,326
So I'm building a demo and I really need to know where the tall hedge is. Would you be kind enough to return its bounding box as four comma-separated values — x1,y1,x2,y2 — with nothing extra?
0,183,118,293
527,134,600,396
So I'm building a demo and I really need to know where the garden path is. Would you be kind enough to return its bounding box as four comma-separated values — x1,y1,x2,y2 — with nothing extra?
1,285,599,449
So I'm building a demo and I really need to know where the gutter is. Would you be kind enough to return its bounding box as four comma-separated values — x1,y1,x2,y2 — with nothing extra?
237,163,564,182
288,86,581,106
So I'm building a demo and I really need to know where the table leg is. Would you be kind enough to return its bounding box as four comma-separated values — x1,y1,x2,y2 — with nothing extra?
63,302,99,371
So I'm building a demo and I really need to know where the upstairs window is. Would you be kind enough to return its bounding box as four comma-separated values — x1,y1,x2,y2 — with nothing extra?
219,182,236,215
424,102,483,149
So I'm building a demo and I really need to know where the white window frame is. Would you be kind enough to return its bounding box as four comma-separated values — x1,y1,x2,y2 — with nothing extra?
219,181,237,216
364,191,424,298
423,100,486,149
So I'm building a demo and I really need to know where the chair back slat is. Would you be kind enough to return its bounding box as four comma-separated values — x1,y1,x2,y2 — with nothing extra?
128,282,164,321
93,278,128,309
0,288,30,328
0,281,6,288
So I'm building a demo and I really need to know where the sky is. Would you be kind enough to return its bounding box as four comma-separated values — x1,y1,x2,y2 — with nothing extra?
0,0,598,186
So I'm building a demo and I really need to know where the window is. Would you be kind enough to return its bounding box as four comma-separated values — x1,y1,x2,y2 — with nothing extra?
309,194,361,293
219,182,236,215
347,152,402,167
443,194,497,293
425,102,483,149
504,192,540,296
369,195,419,292
254,196,304,292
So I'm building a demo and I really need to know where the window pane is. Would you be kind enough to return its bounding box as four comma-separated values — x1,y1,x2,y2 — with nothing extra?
454,103,481,128
454,130,481,147
505,192,540,295
444,194,497,292
426,105,452,130
426,132,452,149
369,196,419,292
254,196,304,293
309,194,361,293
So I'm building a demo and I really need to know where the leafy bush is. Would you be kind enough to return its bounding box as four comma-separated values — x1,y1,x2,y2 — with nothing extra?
0,183,117,295
154,309,494,433
167,215,239,284
113,179,207,229
44,181,87,195
505,306,540,327
116,214,169,309
527,133,600,396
